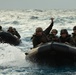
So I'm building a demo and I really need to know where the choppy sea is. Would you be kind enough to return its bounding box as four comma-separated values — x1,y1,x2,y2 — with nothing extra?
0,9,76,75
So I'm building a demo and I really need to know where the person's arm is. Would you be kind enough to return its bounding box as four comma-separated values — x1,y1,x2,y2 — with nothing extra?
43,18,54,35
15,31,21,39
31,35,38,48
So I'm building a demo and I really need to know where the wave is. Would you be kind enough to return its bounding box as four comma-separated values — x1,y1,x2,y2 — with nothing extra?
30,16,39,20
0,9,76,74
0,43,25,67
12,21,19,25
34,9,43,12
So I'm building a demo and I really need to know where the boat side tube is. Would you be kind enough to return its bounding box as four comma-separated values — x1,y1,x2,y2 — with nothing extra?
52,42,76,55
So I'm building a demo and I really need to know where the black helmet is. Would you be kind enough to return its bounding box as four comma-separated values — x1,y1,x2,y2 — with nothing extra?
60,29,68,35
73,26,76,30
51,29,58,34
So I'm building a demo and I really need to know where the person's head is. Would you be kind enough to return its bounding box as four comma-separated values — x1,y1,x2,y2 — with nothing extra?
35,27,43,36
13,28,16,32
51,29,58,36
8,27,13,32
60,29,68,38
0,26,2,30
73,26,76,34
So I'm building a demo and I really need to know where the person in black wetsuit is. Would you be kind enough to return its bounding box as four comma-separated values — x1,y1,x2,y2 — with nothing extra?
31,18,54,48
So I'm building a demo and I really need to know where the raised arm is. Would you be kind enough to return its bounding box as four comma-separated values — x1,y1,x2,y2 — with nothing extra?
43,18,54,35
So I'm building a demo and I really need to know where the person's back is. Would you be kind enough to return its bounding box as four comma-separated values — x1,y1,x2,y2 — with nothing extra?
31,18,54,48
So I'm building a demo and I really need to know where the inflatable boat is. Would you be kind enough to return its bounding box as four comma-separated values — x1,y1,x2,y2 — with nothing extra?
0,32,21,45
25,42,76,66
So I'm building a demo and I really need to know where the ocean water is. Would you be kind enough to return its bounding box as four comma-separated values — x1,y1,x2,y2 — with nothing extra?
0,9,76,75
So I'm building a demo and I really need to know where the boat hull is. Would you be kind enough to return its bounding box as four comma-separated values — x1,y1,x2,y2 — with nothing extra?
0,32,20,45
26,42,76,66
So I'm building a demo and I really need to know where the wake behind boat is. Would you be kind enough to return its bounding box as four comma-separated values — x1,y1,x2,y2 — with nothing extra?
0,32,21,45
25,42,76,66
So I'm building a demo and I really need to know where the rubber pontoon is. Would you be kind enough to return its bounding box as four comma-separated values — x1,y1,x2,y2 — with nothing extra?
25,42,76,66
0,32,21,45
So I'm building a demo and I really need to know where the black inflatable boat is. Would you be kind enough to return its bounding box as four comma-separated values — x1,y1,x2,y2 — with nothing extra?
0,32,21,45
25,42,76,66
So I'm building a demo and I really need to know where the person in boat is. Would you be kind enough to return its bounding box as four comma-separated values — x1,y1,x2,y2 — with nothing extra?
7,27,14,34
0,26,3,32
48,29,59,42
0,26,4,42
59,29,71,44
7,27,21,39
13,28,21,39
71,26,76,46
31,18,54,48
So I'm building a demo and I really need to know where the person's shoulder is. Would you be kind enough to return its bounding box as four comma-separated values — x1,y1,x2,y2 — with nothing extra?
0,30,4,32
59,36,62,39
68,34,71,37
55,35,59,38
31,33,36,39
33,33,36,36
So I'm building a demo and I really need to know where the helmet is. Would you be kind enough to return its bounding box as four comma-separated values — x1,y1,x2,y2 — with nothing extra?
60,29,68,35
73,26,76,30
36,27,43,32
51,29,58,34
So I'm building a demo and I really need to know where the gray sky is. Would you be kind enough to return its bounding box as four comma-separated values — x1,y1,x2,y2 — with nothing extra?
0,0,76,9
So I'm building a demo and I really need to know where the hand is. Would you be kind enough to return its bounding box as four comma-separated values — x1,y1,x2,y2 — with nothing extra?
65,42,70,45
50,18,54,21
